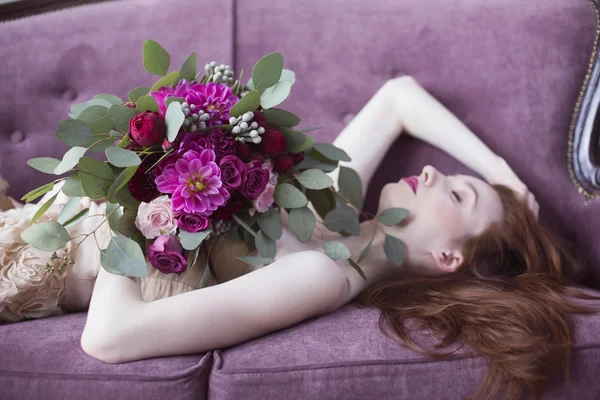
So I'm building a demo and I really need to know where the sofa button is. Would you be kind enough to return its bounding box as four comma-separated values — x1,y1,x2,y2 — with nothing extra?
11,130,25,143
342,113,355,124
63,89,77,102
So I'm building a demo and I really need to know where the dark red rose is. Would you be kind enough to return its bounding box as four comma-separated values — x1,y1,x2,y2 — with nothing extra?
288,151,304,166
273,154,293,174
162,138,174,152
127,154,162,203
236,142,251,160
130,112,166,147
257,128,286,157
126,142,142,152
253,111,266,128
240,161,269,200
249,151,265,163
211,192,248,221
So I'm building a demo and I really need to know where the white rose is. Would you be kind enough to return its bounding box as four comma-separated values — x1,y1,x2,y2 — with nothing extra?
135,195,178,239
0,271,66,321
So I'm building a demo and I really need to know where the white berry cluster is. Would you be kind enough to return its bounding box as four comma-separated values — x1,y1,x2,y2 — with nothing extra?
181,102,211,132
228,111,266,144
204,61,235,85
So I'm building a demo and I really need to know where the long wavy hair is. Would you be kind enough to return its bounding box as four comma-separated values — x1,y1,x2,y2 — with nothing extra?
353,185,600,400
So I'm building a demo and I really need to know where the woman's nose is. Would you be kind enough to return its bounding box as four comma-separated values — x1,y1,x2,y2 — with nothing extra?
421,165,441,186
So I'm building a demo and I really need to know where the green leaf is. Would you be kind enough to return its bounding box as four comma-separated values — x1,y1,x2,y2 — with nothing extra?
94,94,122,105
257,208,283,240
274,183,308,208
106,147,141,168
288,207,316,242
260,81,292,109
305,188,336,220
21,221,71,251
165,96,186,109
255,230,276,259
232,214,257,237
313,143,351,162
115,208,137,237
199,260,213,289
324,241,351,260
290,135,314,153
109,104,138,132
105,202,123,234
227,226,244,243
62,208,89,228
77,105,113,134
142,39,170,76
377,208,410,226
69,99,111,119
54,146,87,175
384,234,405,266
150,70,180,92
296,156,337,172
165,100,185,141
116,185,141,210
236,256,275,266
179,53,196,82
88,137,116,152
21,182,54,203
56,119,94,147
128,86,150,103
107,165,138,199
179,228,212,251
187,246,201,268
262,108,300,127
30,192,59,224
230,90,260,118
357,240,372,263
300,126,324,133
280,127,307,152
101,236,149,277
61,172,86,197
135,95,159,113
78,156,114,199
296,169,334,190
338,166,363,210
280,69,296,85
252,52,284,91
323,202,359,233
27,157,61,174
57,197,81,224
348,259,368,280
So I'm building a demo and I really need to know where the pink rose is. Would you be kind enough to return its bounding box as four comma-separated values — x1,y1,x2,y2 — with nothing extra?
148,236,187,274
253,184,275,213
135,195,177,239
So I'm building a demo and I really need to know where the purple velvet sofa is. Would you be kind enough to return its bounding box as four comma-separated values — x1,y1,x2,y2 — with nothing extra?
1,0,600,399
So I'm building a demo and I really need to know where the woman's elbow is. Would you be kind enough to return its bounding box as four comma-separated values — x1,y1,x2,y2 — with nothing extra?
386,75,419,89
80,327,123,364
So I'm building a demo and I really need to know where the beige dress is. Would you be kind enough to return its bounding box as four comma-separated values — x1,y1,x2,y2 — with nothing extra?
0,178,254,324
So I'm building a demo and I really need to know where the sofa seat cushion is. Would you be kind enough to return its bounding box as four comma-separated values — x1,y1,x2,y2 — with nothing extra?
209,286,600,400
0,313,212,400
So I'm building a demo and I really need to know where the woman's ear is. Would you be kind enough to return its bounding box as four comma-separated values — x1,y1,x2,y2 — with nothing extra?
431,250,464,272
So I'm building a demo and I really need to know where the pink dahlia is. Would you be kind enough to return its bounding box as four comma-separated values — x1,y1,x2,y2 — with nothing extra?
155,149,230,214
150,80,238,127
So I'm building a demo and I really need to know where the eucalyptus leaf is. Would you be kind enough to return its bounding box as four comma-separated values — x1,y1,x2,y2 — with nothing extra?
101,236,149,277
232,214,257,237
88,137,116,152
179,52,196,82
27,157,61,174
262,108,300,127
62,208,89,228
106,147,141,168
377,207,410,226
187,246,201,268
280,69,296,85
338,166,363,209
77,105,113,134
230,90,260,118
21,221,71,252
30,192,59,224
255,230,276,259
21,182,54,203
56,119,94,147
300,126,325,133
280,127,307,152
256,208,282,240
165,101,185,141
236,256,275,266
274,183,308,208
296,169,334,190
109,104,138,132
107,166,138,199
348,259,368,280
128,86,150,103
290,135,314,153
115,208,138,237
180,228,212,251
198,261,212,289
57,197,81,224
165,96,186,109
252,52,284,91
61,172,86,197
260,81,292,109
78,156,114,199
135,95,159,113
243,228,257,252
94,94,122,105
324,241,351,260
288,207,316,242
313,143,351,162
54,146,87,175
142,39,170,76
384,234,405,266
357,240,372,263
98,253,126,276
305,188,336,220
116,185,141,210
105,202,123,234
70,99,111,119
150,70,180,92
323,203,356,233
227,226,244,243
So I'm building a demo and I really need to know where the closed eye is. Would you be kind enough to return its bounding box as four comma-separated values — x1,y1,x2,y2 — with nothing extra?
452,190,461,203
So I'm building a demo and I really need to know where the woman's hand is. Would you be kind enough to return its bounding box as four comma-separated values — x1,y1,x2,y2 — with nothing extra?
487,158,539,219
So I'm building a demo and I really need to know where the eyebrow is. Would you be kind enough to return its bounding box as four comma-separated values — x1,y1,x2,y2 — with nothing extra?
466,181,478,210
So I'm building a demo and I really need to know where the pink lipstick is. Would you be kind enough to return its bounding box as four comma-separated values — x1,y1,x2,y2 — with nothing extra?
402,176,419,194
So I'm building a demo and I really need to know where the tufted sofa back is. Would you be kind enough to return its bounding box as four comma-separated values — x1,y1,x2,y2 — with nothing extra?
1,0,600,288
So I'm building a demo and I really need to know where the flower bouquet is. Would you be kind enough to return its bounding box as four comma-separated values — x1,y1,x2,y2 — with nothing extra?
19,40,407,286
